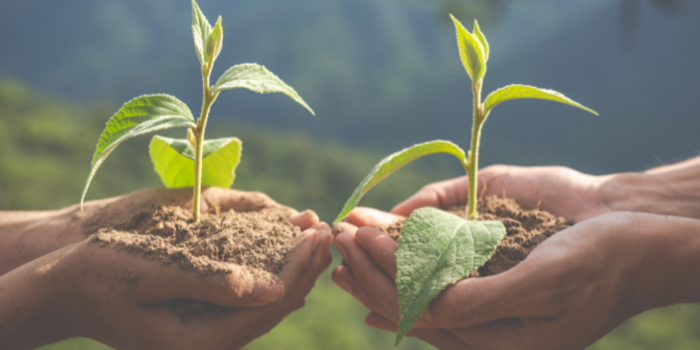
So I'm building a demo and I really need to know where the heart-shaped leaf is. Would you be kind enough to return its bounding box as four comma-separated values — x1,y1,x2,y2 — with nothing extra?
81,94,196,208
191,0,212,66
333,140,468,225
484,84,599,116
213,63,315,115
149,135,242,188
395,207,506,346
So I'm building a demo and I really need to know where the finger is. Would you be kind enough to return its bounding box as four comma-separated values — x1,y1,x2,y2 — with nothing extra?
421,266,543,328
365,312,470,350
344,207,404,229
312,221,331,232
288,210,320,231
278,229,323,285
332,266,394,319
335,232,400,321
354,227,398,278
391,176,471,216
332,222,357,237
226,231,333,349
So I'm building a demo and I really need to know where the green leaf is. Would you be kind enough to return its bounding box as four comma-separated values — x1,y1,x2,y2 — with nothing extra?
149,135,242,189
191,0,212,66
81,94,196,208
213,63,315,115
483,84,599,116
473,20,489,63
205,16,223,65
333,140,468,225
394,207,506,346
450,14,486,83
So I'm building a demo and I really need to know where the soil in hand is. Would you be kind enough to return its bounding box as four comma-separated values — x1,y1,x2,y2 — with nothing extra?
91,204,301,281
383,195,573,277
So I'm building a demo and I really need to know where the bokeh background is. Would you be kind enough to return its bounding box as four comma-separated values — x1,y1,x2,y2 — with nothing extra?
1,0,698,349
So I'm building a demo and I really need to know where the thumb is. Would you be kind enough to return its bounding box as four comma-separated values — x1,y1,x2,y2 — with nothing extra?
133,259,284,307
391,176,470,216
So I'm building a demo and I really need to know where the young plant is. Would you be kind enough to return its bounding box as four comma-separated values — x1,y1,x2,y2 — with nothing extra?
80,0,313,222
333,16,597,346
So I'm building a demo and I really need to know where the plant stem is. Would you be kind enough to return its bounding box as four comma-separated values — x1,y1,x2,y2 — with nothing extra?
192,68,219,222
467,81,484,220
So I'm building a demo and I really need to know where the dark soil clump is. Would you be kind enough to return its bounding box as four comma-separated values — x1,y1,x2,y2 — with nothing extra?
91,204,301,281
382,196,573,277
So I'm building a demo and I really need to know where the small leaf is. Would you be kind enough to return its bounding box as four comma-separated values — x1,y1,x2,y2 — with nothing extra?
192,0,212,66
205,16,223,65
450,14,486,83
473,20,489,63
394,207,506,346
483,84,599,116
213,63,315,115
333,140,468,225
81,94,196,208
149,136,242,188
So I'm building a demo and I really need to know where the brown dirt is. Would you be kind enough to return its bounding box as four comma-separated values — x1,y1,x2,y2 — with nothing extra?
91,204,301,282
382,195,573,278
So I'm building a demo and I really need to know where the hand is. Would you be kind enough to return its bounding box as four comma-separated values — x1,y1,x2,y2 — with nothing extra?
332,211,699,350
392,165,609,223
1,187,318,275
0,219,334,350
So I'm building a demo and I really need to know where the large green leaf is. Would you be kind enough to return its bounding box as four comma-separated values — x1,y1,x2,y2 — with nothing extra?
333,140,468,225
149,135,242,188
191,0,212,66
81,94,196,208
213,63,315,115
484,84,599,116
450,14,486,83
395,207,506,346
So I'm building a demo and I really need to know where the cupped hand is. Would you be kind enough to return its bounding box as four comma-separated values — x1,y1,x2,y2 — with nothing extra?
0,219,333,350
332,212,680,350
1,187,319,275
391,165,608,223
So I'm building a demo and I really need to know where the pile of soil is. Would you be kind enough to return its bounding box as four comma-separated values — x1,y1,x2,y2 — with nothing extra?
91,204,301,281
382,196,573,277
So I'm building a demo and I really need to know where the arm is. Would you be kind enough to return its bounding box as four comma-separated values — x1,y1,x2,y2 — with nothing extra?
332,212,700,350
0,222,333,350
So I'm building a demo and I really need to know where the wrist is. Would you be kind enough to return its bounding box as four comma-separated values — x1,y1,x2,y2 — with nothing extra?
0,205,87,275
621,214,700,314
597,168,700,220
597,172,678,217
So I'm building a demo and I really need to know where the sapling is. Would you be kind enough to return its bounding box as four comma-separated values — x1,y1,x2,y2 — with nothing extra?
80,0,313,223
333,15,597,346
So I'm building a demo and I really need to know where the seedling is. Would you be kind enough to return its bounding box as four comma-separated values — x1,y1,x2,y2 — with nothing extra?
81,0,313,222
333,16,597,346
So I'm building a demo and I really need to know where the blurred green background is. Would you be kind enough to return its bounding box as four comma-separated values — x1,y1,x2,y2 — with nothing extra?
1,0,698,348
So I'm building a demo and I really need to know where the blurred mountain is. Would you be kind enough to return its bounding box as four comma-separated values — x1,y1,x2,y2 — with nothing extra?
1,0,698,175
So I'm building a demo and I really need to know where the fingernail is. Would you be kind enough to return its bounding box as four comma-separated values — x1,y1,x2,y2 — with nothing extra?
252,283,282,302
334,277,353,294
